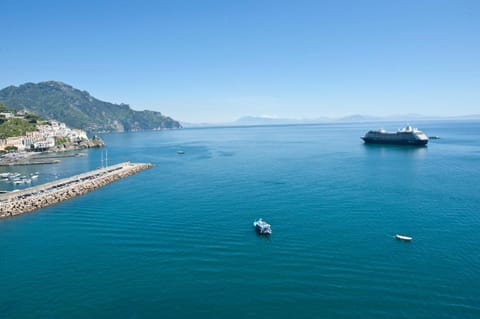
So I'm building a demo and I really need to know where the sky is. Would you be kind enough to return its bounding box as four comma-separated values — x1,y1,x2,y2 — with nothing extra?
1,0,479,123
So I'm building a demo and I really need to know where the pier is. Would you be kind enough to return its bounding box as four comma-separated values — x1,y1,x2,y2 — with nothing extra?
0,160,60,166
30,152,88,159
0,162,153,218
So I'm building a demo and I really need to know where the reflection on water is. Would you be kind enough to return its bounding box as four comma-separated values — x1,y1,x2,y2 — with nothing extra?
362,143,428,160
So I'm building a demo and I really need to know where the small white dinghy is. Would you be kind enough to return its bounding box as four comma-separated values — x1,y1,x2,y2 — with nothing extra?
395,234,412,241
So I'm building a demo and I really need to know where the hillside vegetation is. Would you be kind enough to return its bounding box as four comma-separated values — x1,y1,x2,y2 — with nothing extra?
0,81,182,132
0,103,39,138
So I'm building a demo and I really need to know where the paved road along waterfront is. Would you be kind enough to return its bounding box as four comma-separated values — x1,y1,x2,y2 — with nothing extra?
0,162,153,218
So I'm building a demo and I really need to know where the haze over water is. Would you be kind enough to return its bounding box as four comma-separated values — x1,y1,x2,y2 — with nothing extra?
1,121,479,318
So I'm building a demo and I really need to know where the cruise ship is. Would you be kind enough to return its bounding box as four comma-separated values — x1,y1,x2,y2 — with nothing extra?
361,125,429,146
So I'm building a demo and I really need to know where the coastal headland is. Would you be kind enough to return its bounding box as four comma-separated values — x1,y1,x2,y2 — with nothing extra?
0,162,153,218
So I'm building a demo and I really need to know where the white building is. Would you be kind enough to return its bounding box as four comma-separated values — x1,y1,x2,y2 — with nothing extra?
5,136,26,151
0,112,13,119
1,118,89,152
68,129,88,141
33,137,55,150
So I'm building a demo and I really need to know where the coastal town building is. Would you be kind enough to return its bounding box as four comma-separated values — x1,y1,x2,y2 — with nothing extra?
0,117,89,152
0,112,14,119
5,136,25,151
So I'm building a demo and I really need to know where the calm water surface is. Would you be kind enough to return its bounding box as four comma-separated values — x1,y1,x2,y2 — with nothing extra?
1,121,479,318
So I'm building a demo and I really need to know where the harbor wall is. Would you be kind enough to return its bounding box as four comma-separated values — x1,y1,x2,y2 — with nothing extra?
0,162,153,218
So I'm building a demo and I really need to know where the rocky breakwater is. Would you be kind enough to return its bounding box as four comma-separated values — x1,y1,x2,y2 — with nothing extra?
0,162,153,218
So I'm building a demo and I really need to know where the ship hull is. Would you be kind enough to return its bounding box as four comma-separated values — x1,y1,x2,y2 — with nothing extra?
362,137,428,146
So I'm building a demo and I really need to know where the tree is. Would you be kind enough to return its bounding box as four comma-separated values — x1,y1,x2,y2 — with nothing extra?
0,103,9,112
4,145,18,152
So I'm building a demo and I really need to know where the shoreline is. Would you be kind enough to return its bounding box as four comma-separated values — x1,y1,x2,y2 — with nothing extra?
0,150,90,166
0,162,153,218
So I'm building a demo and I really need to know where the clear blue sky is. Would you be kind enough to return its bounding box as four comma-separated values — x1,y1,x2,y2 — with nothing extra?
1,0,479,122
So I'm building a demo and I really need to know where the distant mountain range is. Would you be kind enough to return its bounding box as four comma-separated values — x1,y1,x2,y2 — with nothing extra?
0,81,181,132
182,114,480,128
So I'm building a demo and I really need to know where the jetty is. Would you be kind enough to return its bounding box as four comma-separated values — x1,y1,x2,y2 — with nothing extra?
30,152,88,159
0,160,60,166
0,162,153,218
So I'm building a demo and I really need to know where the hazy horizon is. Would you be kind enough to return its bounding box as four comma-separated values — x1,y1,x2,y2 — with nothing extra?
2,1,479,123
181,113,480,126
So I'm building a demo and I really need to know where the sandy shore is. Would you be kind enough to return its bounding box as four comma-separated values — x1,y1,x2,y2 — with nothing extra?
0,162,153,218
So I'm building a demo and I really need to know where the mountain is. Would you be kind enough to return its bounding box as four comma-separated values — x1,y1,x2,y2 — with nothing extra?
336,114,383,122
182,113,480,128
234,116,301,126
0,81,181,132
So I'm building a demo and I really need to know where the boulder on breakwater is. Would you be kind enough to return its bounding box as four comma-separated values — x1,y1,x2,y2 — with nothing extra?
0,162,153,218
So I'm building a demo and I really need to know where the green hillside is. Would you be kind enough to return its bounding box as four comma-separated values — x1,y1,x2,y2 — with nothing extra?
0,81,182,132
0,103,40,139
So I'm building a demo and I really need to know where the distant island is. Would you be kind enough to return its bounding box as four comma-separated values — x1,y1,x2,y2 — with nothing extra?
0,81,182,133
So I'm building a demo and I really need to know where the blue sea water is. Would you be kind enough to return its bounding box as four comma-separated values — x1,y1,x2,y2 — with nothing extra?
0,121,479,318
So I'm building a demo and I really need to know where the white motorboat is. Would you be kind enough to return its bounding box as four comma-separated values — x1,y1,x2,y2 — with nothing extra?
395,234,412,241
253,218,272,235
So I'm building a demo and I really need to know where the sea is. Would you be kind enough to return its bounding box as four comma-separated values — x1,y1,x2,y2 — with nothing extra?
0,121,479,319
